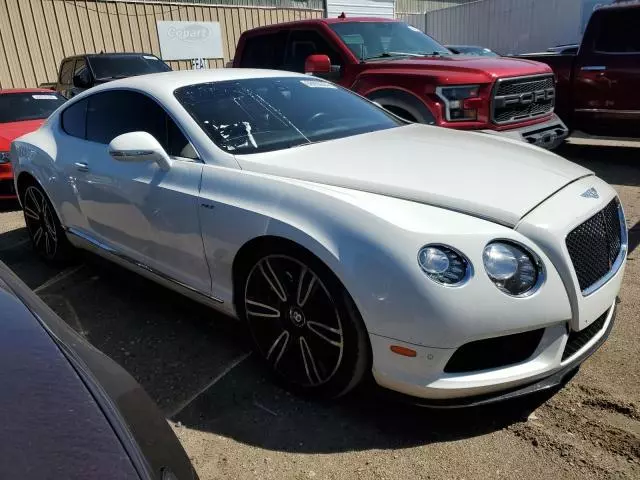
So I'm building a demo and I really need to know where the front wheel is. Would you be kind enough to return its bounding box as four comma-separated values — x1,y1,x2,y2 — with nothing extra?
240,247,370,399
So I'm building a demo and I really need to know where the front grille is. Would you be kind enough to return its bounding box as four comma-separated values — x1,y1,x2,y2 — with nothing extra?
566,199,623,293
492,75,555,124
444,328,544,373
562,310,608,361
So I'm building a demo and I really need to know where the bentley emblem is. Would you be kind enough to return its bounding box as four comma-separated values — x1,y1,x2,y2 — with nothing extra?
581,187,599,199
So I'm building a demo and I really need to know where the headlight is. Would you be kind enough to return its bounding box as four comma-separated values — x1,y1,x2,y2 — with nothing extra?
418,245,471,286
483,241,543,296
0,152,10,164
436,85,481,121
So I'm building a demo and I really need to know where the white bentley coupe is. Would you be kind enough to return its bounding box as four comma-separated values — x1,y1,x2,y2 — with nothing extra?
11,69,627,405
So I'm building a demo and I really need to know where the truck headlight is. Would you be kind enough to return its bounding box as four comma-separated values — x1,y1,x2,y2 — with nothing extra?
436,85,481,121
418,245,471,286
483,241,543,296
0,152,10,164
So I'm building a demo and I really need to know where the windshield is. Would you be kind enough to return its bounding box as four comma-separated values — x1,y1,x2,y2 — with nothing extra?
175,77,402,155
89,55,171,80
329,21,451,60
0,92,66,123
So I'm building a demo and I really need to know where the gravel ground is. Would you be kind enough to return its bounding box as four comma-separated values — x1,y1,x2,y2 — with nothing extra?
0,138,638,479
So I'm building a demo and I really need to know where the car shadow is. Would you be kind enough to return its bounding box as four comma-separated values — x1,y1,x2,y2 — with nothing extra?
556,142,640,187
173,354,557,453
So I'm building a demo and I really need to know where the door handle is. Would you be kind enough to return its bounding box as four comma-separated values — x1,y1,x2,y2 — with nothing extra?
581,65,606,72
74,162,89,172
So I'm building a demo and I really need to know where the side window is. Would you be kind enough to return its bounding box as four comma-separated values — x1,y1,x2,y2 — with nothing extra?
239,31,288,69
61,98,88,139
85,90,196,159
283,29,342,73
59,60,74,84
594,11,640,53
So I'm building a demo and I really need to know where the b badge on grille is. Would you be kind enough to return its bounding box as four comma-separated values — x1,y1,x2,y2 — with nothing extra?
581,187,599,199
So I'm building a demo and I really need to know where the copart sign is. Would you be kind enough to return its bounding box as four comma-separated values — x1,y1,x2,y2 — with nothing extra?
157,21,224,60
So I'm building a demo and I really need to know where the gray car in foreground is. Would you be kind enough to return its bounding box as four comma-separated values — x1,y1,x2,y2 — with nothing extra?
0,261,196,480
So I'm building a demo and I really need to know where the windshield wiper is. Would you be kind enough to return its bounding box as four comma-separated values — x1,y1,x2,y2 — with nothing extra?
363,51,448,61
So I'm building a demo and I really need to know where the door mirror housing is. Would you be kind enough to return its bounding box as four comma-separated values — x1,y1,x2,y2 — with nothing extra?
72,71,92,89
108,132,172,171
304,54,332,75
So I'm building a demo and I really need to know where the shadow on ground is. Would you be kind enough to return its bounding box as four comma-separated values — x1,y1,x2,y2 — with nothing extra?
557,143,640,187
174,355,555,453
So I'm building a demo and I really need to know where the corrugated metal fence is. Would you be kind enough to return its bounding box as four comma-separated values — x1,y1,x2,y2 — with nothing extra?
396,0,474,15
423,0,587,54
0,0,322,89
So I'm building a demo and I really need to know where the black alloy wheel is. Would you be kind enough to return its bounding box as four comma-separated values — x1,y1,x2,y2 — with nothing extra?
242,249,369,398
22,184,70,262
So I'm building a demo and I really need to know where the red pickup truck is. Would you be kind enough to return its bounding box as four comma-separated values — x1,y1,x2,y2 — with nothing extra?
518,2,639,138
233,17,568,149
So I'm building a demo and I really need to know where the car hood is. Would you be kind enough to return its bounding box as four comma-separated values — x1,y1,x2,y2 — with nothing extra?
362,55,551,82
0,119,45,150
235,124,592,227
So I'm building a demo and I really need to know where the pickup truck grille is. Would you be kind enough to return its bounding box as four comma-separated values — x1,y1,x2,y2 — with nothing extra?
492,74,555,124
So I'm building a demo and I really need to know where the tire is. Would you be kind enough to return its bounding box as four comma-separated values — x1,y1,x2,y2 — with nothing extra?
21,182,73,264
238,244,370,399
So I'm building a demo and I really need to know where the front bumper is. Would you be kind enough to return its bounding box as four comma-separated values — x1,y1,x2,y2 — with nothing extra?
371,301,617,407
482,114,569,150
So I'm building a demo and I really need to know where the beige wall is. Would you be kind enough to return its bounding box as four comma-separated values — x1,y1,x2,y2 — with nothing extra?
0,0,322,89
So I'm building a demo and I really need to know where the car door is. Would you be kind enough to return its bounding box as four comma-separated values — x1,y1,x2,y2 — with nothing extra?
68,90,211,294
573,8,640,137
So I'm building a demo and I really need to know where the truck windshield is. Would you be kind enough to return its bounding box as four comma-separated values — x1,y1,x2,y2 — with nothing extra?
89,55,171,80
175,77,402,155
0,92,66,123
329,21,452,60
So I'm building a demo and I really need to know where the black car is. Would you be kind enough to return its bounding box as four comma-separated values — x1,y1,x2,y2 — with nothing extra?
0,260,196,480
56,53,172,98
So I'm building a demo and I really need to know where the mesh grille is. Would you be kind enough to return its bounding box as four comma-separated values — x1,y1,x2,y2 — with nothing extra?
562,310,608,361
566,199,622,292
492,75,555,124
496,76,555,96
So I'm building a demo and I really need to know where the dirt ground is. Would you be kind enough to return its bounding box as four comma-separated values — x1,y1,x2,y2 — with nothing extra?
0,138,638,479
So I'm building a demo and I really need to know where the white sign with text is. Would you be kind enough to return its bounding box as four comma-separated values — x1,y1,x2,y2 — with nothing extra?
157,21,224,61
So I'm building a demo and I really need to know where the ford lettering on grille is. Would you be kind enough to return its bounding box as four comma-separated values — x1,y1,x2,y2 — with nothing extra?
492,75,556,124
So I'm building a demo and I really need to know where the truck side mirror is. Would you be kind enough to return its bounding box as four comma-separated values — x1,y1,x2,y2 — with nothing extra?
73,71,92,89
304,54,332,75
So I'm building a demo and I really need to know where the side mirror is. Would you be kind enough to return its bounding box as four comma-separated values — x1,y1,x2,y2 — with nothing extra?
108,132,172,171
304,54,331,75
72,72,92,89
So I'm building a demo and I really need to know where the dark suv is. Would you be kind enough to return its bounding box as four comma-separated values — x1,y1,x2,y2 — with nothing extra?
56,53,171,98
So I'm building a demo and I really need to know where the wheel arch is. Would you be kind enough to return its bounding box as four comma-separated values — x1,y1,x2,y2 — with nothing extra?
366,88,436,125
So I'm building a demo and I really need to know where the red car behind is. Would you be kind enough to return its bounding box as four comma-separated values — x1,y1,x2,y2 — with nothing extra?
0,89,66,199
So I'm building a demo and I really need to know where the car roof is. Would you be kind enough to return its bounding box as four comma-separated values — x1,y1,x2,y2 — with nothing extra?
0,88,61,94
245,16,400,33
77,68,306,98
598,0,640,10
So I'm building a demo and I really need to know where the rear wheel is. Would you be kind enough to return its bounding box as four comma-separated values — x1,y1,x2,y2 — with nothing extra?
239,246,370,399
22,183,72,263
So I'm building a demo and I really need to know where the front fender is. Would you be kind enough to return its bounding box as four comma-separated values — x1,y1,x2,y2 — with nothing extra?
199,166,572,348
